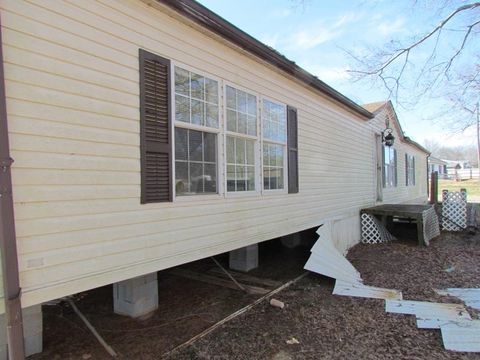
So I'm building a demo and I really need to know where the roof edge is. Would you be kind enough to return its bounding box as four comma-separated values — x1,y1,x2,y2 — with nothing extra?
377,101,430,155
153,0,373,120
404,137,431,155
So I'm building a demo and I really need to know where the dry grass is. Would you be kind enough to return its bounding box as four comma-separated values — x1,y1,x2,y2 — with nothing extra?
437,179,480,201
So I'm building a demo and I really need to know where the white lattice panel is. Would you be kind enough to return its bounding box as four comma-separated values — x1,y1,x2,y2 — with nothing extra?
361,213,396,244
442,190,467,231
422,207,440,246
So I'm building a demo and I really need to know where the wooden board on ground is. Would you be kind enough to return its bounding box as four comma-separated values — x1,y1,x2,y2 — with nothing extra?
169,268,269,295
208,268,282,288
333,280,402,300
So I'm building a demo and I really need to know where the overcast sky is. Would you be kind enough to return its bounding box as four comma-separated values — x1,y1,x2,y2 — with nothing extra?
197,0,479,148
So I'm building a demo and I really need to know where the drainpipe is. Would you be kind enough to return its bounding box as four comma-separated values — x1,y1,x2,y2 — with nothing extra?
0,13,26,360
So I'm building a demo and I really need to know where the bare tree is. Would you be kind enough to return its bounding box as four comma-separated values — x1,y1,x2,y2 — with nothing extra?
348,1,480,171
348,2,480,104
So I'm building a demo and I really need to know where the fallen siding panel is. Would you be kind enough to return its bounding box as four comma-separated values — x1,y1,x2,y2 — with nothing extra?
305,222,363,284
304,254,362,284
386,300,471,322
333,280,402,300
417,318,472,329
436,289,480,311
441,321,480,352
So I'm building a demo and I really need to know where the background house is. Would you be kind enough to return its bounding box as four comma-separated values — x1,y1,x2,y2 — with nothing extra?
428,156,448,179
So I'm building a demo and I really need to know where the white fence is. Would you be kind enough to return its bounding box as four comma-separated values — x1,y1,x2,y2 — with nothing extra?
446,168,480,180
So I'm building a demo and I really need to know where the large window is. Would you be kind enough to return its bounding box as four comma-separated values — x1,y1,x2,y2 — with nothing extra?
226,85,258,193
174,67,219,195
262,99,286,190
406,154,415,186
139,51,299,203
383,146,397,188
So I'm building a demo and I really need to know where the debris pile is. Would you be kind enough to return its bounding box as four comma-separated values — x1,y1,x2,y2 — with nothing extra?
305,222,480,352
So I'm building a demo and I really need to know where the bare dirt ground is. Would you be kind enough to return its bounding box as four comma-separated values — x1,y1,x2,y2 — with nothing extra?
31,227,480,360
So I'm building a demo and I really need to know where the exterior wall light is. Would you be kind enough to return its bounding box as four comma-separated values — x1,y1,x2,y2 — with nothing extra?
382,128,395,147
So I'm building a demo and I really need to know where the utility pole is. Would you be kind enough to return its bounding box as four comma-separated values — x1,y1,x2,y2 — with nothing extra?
477,102,480,182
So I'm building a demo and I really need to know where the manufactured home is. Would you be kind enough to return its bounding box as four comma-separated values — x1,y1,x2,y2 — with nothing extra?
0,0,430,356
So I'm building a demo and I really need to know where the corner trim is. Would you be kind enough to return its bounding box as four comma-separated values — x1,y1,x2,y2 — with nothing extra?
0,11,26,359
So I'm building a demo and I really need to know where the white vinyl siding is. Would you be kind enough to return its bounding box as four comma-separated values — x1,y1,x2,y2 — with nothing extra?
369,106,427,204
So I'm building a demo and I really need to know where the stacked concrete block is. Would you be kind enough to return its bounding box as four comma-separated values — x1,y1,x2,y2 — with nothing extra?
229,244,258,272
113,272,159,318
280,233,302,248
0,304,43,359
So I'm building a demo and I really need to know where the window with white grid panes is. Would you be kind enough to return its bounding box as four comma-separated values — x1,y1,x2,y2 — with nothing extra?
174,66,219,195
226,85,258,192
262,99,286,190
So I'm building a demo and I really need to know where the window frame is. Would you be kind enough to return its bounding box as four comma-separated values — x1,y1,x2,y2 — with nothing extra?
406,154,415,186
171,61,224,201
260,96,288,194
223,81,261,198
383,146,397,188
169,62,292,200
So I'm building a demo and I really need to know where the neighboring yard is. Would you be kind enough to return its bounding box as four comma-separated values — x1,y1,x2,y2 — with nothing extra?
32,227,480,360
437,179,480,202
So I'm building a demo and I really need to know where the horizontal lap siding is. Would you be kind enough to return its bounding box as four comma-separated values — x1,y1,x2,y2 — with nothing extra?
369,108,428,203
3,0,377,307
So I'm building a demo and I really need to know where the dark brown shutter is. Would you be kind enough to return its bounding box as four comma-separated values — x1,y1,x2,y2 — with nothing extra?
139,49,172,203
405,153,409,186
412,156,415,185
287,105,299,193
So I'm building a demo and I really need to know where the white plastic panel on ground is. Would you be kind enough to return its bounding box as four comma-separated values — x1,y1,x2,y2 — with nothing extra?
417,317,472,329
333,280,402,300
386,300,471,323
436,289,480,311
441,320,480,352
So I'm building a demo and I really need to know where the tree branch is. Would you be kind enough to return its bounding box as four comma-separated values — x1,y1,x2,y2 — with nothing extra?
348,2,480,77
